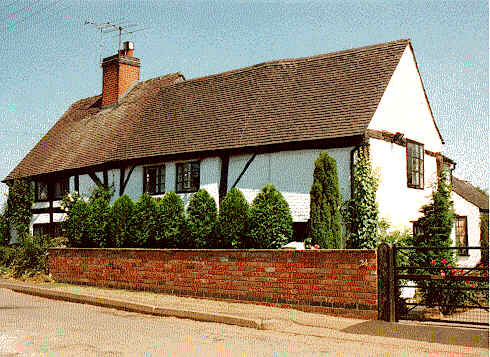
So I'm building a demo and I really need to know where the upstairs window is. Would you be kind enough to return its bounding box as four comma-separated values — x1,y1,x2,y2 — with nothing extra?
143,165,165,195
176,161,200,193
455,216,469,256
406,141,424,189
34,177,69,202
53,178,69,200
35,181,49,201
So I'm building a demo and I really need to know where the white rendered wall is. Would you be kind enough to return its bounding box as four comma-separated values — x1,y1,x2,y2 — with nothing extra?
228,148,353,222
369,138,438,230
368,46,443,153
451,191,482,267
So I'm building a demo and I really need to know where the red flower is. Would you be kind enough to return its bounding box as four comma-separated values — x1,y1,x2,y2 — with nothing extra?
440,270,446,277
447,264,452,269
471,284,475,288
465,280,470,285
431,260,436,265
441,259,448,265
313,244,320,249
450,269,456,275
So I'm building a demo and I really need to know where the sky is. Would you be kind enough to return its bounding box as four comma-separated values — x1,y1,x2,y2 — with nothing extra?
0,0,488,206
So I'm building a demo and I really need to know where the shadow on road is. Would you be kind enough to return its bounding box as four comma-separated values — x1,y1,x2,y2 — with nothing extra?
341,320,489,348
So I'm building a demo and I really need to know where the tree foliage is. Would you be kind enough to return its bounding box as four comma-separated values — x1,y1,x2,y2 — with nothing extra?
157,192,187,248
109,195,136,248
343,148,380,249
218,188,249,248
309,152,342,248
186,189,218,248
408,168,457,314
131,193,159,248
5,179,34,239
86,186,113,248
62,192,90,247
247,184,293,249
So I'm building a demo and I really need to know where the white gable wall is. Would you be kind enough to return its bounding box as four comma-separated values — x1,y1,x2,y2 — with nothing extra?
368,46,443,153
369,138,438,230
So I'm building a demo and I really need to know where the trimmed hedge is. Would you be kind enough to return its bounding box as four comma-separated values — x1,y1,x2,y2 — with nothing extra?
157,192,187,248
247,184,293,249
186,189,218,248
218,187,249,248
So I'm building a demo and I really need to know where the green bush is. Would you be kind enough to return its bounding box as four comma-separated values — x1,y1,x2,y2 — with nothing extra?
12,234,55,277
62,192,90,247
187,189,218,248
408,168,458,315
109,195,136,248
86,186,113,248
480,213,488,267
309,152,342,248
0,245,17,267
157,192,187,248
218,188,249,248
343,148,380,249
247,184,293,249
0,209,9,245
131,193,159,248
5,179,34,239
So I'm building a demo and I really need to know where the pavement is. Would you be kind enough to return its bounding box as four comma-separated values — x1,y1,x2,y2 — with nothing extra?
0,278,488,351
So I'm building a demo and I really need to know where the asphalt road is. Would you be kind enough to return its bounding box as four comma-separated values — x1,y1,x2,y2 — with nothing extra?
0,288,486,357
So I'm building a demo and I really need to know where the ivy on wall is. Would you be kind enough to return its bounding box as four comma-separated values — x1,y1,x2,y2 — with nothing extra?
5,179,34,240
342,147,380,249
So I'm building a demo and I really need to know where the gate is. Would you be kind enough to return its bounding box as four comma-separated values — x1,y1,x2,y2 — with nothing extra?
377,244,489,326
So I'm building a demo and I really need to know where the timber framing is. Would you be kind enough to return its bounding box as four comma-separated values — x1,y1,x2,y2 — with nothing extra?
365,129,441,158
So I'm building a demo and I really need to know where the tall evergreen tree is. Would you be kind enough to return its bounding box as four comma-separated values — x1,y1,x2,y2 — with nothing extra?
186,189,218,248
218,188,249,248
309,152,342,248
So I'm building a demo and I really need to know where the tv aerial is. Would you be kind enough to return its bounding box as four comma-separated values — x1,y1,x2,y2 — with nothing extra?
84,20,147,63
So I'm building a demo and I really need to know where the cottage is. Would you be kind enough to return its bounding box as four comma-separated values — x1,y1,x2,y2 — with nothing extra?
4,39,482,252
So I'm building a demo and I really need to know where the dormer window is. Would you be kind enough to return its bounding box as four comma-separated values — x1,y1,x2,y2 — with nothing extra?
406,140,424,189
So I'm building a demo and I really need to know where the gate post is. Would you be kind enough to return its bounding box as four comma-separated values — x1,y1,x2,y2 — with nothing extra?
377,243,391,321
389,244,396,322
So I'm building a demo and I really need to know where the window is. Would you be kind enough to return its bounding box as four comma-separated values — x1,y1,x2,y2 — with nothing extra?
143,165,165,195
34,177,69,201
33,223,62,238
406,141,424,189
412,221,423,239
455,216,469,256
176,161,200,193
35,181,49,201
53,178,69,200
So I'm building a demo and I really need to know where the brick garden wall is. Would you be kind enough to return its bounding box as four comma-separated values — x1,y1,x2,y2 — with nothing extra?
48,248,378,319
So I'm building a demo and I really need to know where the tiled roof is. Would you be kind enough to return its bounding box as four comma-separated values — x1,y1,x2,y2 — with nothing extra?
6,39,410,181
452,176,489,211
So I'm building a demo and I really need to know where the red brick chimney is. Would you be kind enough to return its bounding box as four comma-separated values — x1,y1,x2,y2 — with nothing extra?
101,41,140,107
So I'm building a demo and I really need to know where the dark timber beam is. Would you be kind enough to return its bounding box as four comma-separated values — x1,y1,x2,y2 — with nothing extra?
88,172,103,187
103,169,108,188
120,165,136,196
74,175,80,192
219,153,230,205
231,153,257,189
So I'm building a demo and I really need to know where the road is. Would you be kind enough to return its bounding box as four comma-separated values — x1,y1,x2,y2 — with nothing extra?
0,288,486,357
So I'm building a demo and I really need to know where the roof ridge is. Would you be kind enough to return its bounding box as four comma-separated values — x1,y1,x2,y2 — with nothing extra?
179,39,410,85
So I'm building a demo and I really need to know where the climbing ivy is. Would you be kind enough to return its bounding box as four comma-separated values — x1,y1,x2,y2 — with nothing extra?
342,147,380,249
5,179,34,239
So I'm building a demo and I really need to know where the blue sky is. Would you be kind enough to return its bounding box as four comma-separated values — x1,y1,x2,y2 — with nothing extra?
0,0,488,206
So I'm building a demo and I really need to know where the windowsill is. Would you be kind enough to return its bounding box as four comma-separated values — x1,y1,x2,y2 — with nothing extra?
176,190,199,194
407,185,424,190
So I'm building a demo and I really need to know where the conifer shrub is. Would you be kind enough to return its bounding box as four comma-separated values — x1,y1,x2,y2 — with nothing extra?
86,186,113,248
62,192,91,247
408,168,458,315
157,192,187,248
343,148,380,249
186,189,218,248
131,193,159,248
109,195,136,248
218,188,249,248
247,184,293,249
309,152,342,248
5,179,34,239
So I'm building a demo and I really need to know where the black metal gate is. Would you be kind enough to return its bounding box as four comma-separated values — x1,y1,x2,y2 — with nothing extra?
391,245,489,326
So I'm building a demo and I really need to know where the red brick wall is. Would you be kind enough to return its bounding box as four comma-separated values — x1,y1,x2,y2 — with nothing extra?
48,249,378,319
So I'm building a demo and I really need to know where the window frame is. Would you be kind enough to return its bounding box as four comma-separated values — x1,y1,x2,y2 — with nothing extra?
175,161,200,193
454,215,469,256
34,177,69,202
406,139,424,189
143,164,166,195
